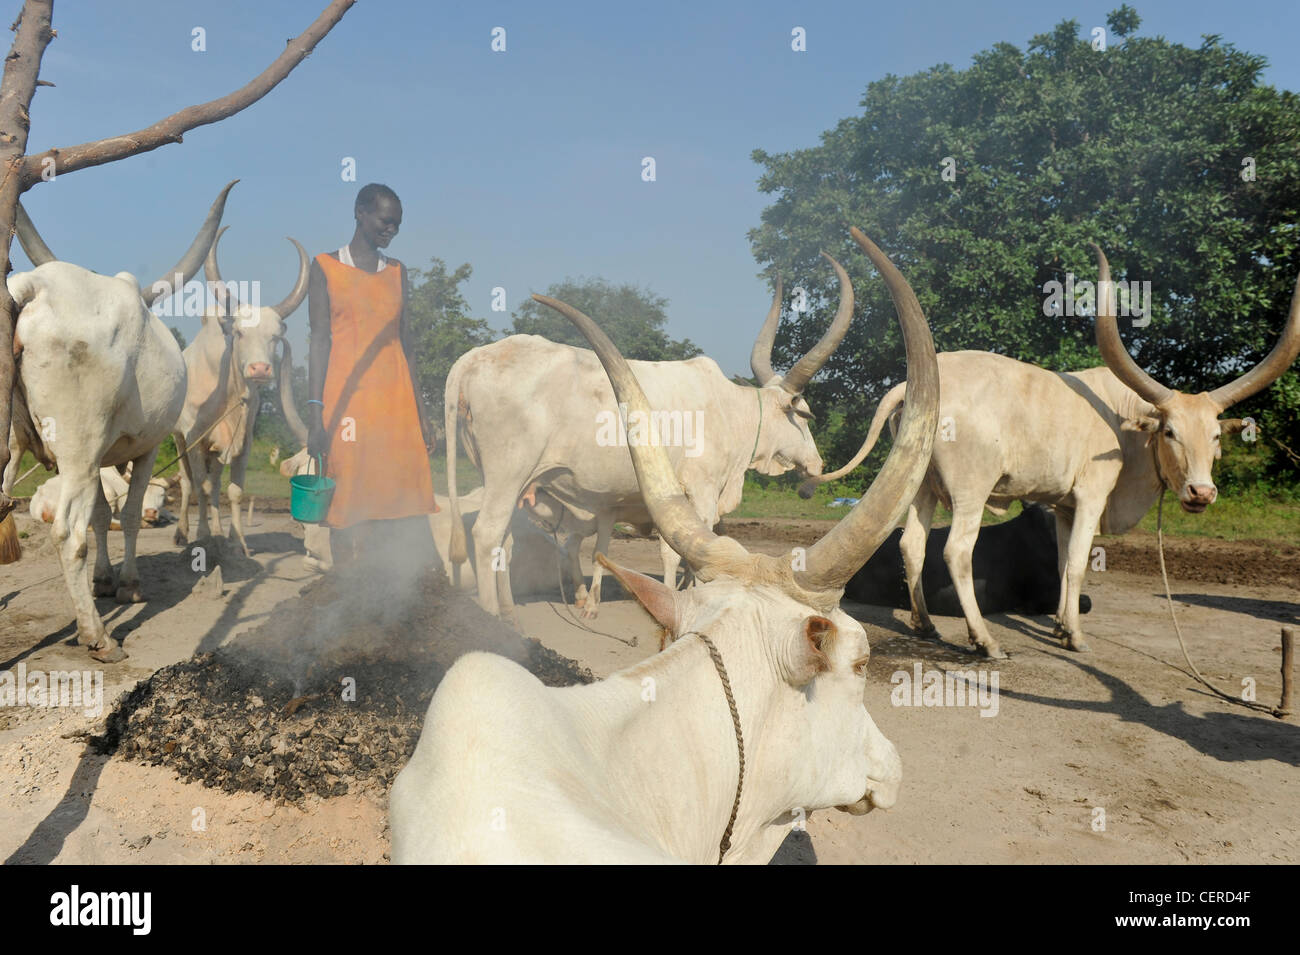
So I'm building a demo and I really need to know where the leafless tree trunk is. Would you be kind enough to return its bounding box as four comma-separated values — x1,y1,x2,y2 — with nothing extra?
0,0,355,518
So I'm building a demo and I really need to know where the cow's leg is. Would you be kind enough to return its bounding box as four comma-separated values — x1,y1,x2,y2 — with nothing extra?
901,489,939,637
1053,509,1073,622
565,533,591,607
201,451,224,538
114,449,157,603
496,529,516,619
173,438,194,546
471,492,517,617
943,500,1005,659
189,446,214,541
90,478,115,598
581,513,616,619
226,451,252,556
659,535,683,591
1054,502,1102,652
52,465,119,658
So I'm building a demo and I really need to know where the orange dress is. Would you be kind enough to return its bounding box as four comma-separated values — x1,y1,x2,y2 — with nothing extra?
317,253,438,528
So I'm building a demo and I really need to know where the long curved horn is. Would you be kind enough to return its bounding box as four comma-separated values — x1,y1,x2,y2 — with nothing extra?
204,226,237,312
270,238,311,318
1091,244,1173,407
532,293,749,573
143,179,239,307
795,228,939,592
1208,270,1300,410
749,276,782,385
779,251,854,394
14,203,57,265
277,337,309,445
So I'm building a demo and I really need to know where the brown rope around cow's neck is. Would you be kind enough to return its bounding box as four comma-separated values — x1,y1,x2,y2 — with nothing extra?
683,630,745,864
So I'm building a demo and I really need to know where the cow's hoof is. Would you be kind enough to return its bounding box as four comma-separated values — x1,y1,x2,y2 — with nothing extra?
116,584,144,604
979,643,1008,660
912,624,940,640
173,529,188,546
89,643,127,663
1066,634,1091,653
77,627,108,648
580,606,599,620
92,576,116,598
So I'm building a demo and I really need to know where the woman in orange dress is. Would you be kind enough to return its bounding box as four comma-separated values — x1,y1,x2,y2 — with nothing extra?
306,183,438,568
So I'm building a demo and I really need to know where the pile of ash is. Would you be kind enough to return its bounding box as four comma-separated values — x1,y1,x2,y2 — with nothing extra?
95,567,592,804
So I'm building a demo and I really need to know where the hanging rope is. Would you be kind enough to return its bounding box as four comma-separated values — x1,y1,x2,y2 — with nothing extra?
1155,492,1286,717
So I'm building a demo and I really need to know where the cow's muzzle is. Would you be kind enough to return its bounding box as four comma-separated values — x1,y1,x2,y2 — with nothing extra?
1180,483,1216,514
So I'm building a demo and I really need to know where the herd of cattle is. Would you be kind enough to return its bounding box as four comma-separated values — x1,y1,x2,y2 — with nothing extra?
1,182,1297,861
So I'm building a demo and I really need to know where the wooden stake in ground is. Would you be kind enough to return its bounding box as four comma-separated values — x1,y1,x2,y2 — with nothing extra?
1280,627,1295,718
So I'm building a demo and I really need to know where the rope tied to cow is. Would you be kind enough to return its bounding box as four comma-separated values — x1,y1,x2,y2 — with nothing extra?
682,630,745,864
1155,493,1288,718
150,395,249,478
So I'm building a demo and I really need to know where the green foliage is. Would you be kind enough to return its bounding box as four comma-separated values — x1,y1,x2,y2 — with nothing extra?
749,7,1300,489
511,277,702,361
405,258,497,433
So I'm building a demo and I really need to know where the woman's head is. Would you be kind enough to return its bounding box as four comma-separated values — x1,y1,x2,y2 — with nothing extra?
354,183,402,249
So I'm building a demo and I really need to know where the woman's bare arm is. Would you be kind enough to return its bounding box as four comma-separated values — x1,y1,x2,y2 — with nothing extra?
306,258,331,459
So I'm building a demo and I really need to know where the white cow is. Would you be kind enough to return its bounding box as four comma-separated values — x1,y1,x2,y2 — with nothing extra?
172,226,309,555
29,466,171,528
390,228,936,864
446,254,856,618
4,183,234,661
804,246,1300,659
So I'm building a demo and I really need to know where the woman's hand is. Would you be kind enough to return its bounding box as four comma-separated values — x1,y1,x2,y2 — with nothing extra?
308,421,328,460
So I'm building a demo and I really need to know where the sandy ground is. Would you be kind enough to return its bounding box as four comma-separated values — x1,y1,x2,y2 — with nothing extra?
0,498,1296,865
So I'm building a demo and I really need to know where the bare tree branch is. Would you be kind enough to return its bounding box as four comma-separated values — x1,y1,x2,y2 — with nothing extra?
21,0,355,185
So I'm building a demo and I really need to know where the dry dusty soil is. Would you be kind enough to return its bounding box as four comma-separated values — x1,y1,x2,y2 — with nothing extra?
0,499,1296,865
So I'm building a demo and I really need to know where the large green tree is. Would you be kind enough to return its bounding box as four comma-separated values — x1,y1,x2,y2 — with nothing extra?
405,258,497,437
512,277,702,361
751,6,1300,489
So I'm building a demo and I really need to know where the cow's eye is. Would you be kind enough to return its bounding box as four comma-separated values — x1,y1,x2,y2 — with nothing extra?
852,655,870,676
1163,427,1175,439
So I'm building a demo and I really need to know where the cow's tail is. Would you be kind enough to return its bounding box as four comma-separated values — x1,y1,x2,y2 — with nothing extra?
445,360,468,578
798,381,908,499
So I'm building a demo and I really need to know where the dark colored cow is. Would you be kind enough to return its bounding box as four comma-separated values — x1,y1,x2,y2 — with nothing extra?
844,503,1092,617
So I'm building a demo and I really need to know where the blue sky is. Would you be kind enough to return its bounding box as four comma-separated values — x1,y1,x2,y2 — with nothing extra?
16,0,1300,375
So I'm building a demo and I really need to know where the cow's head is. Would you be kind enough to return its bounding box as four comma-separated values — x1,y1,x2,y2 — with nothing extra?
748,253,856,478
533,226,938,836
204,227,310,386
1094,246,1300,514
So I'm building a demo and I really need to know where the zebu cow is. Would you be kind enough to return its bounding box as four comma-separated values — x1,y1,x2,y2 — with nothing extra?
390,228,937,864
446,254,856,618
4,183,234,661
29,466,172,529
845,503,1093,617
805,246,1300,658
172,226,309,555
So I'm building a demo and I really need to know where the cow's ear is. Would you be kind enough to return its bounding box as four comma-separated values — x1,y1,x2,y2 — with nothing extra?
1219,418,1248,436
1121,414,1160,433
595,554,679,632
788,615,835,685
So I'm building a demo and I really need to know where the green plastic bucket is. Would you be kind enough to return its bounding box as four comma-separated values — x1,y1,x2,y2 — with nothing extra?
290,455,335,523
